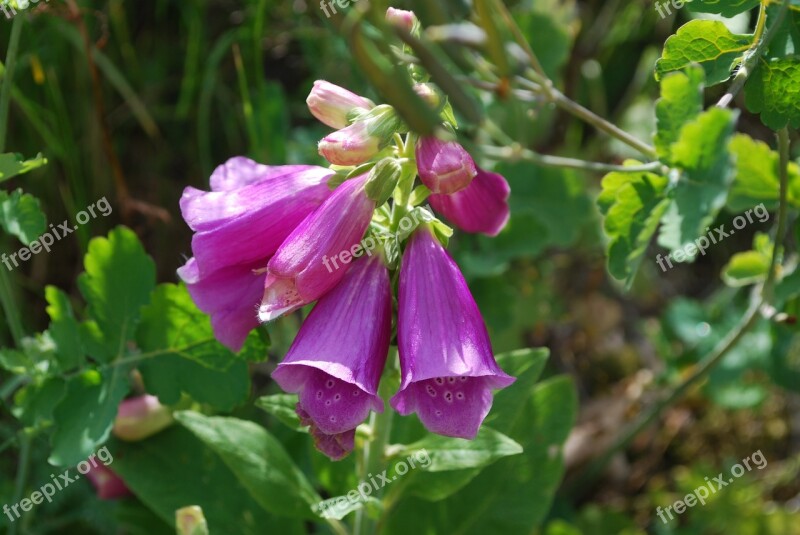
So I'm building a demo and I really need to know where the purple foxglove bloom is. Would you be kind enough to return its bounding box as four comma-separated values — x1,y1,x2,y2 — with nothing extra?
428,167,510,236
307,80,375,130
318,121,382,166
416,137,477,195
386,7,418,32
179,258,266,351
391,227,515,439
113,394,173,442
259,174,375,321
272,255,392,460
181,159,334,277
85,464,131,500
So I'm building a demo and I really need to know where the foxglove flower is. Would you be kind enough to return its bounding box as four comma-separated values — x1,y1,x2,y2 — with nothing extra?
85,464,131,500
428,168,510,236
179,158,334,350
416,137,477,194
113,395,173,442
391,227,514,439
272,255,392,460
259,174,375,321
318,105,401,166
307,80,374,130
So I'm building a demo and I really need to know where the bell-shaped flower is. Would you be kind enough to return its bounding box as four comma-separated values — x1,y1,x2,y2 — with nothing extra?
259,174,375,321
416,137,477,194
272,255,392,460
112,394,174,442
428,167,510,236
181,158,334,277
307,80,374,130
391,227,514,439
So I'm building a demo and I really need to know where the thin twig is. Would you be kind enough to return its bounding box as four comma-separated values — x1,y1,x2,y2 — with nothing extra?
481,145,666,173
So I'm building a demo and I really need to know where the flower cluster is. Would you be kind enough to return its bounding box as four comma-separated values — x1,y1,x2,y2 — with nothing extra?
179,8,514,460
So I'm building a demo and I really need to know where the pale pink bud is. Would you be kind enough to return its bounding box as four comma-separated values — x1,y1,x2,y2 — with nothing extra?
386,7,418,32
415,137,477,194
306,80,374,130
112,395,173,442
318,105,401,166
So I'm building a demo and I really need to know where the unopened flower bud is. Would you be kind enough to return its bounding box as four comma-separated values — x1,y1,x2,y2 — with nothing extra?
307,80,375,130
386,7,418,33
318,105,402,167
366,158,403,205
415,137,477,194
85,464,131,500
413,83,443,111
176,506,209,535
112,395,173,442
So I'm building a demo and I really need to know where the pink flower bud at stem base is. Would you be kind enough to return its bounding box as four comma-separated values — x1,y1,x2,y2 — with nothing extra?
113,395,174,441
306,80,375,130
318,105,402,167
386,7,418,33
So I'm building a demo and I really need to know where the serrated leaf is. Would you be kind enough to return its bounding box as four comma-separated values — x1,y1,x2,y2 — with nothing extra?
654,67,705,161
137,283,242,371
655,20,752,85
49,368,130,466
0,152,47,182
44,286,84,372
727,133,800,211
0,188,46,244
685,0,761,16
77,227,156,362
658,108,738,259
598,163,670,286
174,411,321,519
745,57,800,130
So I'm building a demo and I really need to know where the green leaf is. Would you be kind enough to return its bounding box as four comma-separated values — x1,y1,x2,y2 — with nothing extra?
0,188,46,244
655,20,752,85
138,356,250,411
393,426,523,472
174,411,321,519
255,394,306,433
11,376,66,429
137,283,243,371
685,0,761,16
78,227,156,362
313,495,382,521
44,286,84,372
598,163,670,286
658,108,738,258
654,66,705,161
49,368,130,466
485,348,549,433
728,133,800,211
0,152,47,182
745,57,800,130
721,232,773,286
111,427,304,535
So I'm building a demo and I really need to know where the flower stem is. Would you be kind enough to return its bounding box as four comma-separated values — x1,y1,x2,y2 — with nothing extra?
480,145,666,174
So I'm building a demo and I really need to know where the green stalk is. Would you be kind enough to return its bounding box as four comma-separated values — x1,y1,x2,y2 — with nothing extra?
0,16,25,345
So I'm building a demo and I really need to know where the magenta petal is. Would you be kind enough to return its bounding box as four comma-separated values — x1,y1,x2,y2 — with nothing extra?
181,164,333,277
297,406,356,461
259,175,375,321
85,464,131,500
178,258,264,352
272,256,391,456
391,227,514,439
415,137,477,194
209,157,321,191
428,167,510,236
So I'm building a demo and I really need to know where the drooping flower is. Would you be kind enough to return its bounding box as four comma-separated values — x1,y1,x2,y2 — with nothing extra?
178,158,335,350
272,255,392,460
307,80,375,130
113,395,174,442
259,174,375,321
416,137,477,195
428,167,510,236
85,464,131,500
391,226,514,439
